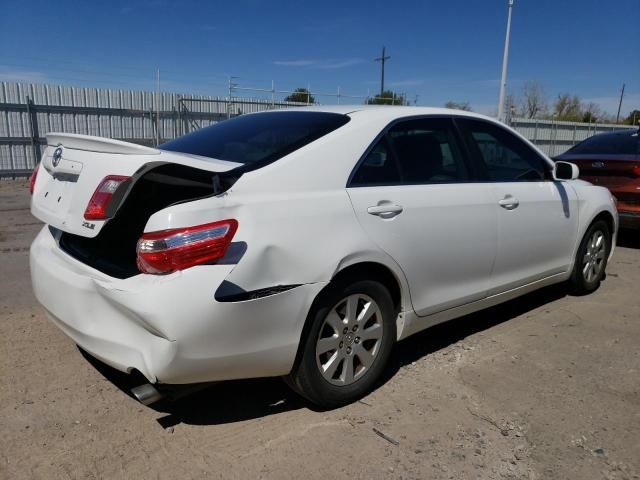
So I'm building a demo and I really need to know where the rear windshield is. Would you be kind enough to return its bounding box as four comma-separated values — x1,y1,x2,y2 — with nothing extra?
160,111,350,166
566,130,639,155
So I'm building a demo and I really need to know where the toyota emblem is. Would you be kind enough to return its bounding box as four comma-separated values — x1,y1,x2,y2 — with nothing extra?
52,147,63,167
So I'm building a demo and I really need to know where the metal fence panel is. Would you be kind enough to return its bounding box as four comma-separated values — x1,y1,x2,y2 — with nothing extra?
0,81,636,176
0,81,308,176
509,117,634,156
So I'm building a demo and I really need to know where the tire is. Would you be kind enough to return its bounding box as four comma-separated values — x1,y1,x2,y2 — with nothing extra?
569,219,611,295
286,279,395,408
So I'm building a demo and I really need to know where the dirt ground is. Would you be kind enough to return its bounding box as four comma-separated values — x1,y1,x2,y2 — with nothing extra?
1,179,639,480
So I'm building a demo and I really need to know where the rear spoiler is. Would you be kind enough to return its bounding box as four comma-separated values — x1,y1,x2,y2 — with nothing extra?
46,133,160,155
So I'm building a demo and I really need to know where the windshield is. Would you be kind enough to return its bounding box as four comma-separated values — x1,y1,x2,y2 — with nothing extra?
160,111,350,166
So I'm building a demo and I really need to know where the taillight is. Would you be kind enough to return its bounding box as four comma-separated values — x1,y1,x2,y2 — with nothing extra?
84,175,130,220
29,163,40,194
136,219,238,274
633,165,640,178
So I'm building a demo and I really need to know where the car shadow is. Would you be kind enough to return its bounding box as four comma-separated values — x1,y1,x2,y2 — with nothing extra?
617,228,640,249
78,347,308,427
377,285,566,386
80,284,568,427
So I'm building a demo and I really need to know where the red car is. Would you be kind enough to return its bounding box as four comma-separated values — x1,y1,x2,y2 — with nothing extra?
555,128,640,228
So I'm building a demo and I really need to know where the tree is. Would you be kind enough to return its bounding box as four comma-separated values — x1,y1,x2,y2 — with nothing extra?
520,80,548,119
284,88,315,104
624,110,640,126
581,102,603,123
444,101,472,111
367,90,406,105
553,94,583,121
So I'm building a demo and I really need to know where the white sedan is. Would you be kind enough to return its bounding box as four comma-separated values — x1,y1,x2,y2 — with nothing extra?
29,106,617,407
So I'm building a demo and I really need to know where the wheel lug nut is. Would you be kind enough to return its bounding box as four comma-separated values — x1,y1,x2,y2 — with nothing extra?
354,337,360,344
339,341,344,348
343,327,348,334
352,325,358,332
346,347,352,354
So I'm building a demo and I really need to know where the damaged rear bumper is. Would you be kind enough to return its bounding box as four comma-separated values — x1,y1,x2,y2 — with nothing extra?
30,226,326,384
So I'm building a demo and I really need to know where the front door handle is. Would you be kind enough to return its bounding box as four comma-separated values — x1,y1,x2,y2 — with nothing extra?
367,203,403,218
498,195,519,210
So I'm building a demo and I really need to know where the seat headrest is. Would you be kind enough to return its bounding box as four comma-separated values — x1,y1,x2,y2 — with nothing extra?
392,133,443,182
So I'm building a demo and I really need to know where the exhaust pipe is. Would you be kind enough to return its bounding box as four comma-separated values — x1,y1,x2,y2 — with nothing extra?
131,383,164,406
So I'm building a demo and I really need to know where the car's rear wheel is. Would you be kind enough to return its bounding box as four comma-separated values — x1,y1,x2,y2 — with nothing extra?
569,219,611,294
287,280,395,408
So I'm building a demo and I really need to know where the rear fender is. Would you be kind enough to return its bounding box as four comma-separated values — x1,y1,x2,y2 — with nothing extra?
144,189,415,338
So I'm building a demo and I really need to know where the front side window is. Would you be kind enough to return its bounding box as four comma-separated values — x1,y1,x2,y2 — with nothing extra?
350,117,469,186
459,119,548,181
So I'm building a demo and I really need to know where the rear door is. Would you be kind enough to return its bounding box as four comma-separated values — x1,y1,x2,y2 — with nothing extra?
347,117,497,317
457,118,579,294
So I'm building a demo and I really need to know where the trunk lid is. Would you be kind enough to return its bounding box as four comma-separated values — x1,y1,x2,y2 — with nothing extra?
31,133,240,238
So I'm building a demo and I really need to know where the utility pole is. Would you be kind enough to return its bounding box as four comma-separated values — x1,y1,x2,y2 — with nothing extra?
616,83,625,123
228,76,239,119
271,80,275,108
155,69,160,146
375,46,391,100
497,0,514,122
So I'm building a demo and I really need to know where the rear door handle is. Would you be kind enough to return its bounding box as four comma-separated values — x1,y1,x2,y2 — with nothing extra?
367,203,403,218
498,195,519,210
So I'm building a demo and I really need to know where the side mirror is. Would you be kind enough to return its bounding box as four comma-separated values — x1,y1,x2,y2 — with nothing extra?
554,161,579,181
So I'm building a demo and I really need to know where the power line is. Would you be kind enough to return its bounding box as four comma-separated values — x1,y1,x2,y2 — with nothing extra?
0,54,231,81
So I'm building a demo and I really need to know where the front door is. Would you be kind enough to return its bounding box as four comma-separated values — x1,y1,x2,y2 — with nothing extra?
457,118,579,294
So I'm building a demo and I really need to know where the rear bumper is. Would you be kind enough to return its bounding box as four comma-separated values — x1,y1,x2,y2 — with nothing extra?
610,188,640,229
618,210,640,229
30,226,325,384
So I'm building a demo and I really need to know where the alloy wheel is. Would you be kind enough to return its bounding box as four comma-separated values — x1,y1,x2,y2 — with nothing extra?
582,229,606,283
315,294,384,386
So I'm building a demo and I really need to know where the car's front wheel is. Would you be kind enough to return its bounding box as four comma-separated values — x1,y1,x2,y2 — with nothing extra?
287,279,395,408
569,219,611,294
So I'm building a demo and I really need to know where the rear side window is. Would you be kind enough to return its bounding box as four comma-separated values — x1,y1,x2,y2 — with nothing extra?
566,131,639,155
350,139,401,186
350,117,469,186
160,111,350,167
459,119,548,181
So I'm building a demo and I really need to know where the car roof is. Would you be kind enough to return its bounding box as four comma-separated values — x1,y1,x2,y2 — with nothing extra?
265,104,497,123
585,127,639,138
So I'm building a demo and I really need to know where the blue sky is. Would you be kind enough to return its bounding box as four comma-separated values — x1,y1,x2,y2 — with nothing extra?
1,0,638,116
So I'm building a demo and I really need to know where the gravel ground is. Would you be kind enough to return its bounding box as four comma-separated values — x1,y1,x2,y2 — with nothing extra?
1,179,639,480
